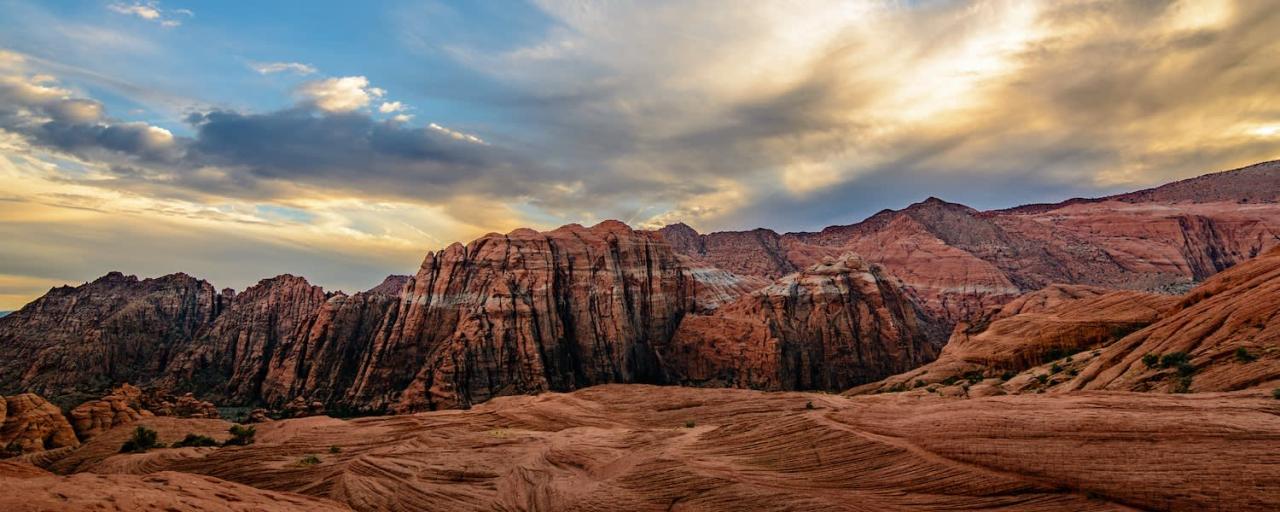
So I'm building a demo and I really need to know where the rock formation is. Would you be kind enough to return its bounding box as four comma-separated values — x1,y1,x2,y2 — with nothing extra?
68,384,151,440
0,272,226,398
853,285,1176,394
661,254,942,390
0,393,79,455
657,161,1280,328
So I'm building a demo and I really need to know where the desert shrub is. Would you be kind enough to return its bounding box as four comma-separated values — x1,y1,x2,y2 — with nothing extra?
120,426,161,453
1235,347,1258,363
1173,375,1193,394
914,380,927,388
1035,374,1049,384
963,371,985,384
1272,388,1280,400
888,382,908,393
2,441,22,458
805,401,815,410
225,425,256,446
330,445,342,454
684,420,696,428
1142,354,1159,368
941,376,960,386
1050,363,1062,374
1068,368,1079,377
1160,352,1190,368
171,433,218,448
1175,362,1196,377
299,454,321,466
1000,370,1016,381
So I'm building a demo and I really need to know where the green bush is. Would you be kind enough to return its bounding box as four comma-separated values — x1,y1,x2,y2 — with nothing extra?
1035,374,1049,384
1050,363,1062,374
171,433,218,448
963,371,985,384
224,425,256,446
1160,352,1190,368
914,380,927,388
684,420,696,428
1235,347,1257,363
2,441,22,458
1000,370,1016,381
1067,368,1079,377
120,426,161,453
805,401,815,410
299,454,321,466
1175,362,1196,377
1272,388,1280,400
1141,354,1159,368
1173,375,1193,394
940,376,960,386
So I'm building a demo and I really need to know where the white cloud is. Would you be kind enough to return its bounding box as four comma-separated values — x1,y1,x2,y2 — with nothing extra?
107,2,191,27
250,61,318,75
378,101,404,113
392,114,413,123
428,123,485,144
296,76,380,113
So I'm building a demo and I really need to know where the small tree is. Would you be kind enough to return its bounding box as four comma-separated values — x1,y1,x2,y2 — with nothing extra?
684,420,696,428
1141,354,1159,368
1160,352,1190,368
172,433,218,448
1272,388,1280,400
1235,347,1257,363
225,425,256,446
120,426,161,453
299,454,321,466
329,445,342,454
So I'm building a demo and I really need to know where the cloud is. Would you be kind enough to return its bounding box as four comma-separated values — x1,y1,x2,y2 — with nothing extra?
250,61,317,75
420,0,1280,231
427,122,485,145
378,101,404,113
296,76,383,112
107,1,190,27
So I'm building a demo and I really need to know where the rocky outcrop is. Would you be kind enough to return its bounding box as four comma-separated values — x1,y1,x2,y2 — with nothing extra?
1,393,79,455
68,384,151,440
657,161,1280,330
0,272,226,398
853,285,1177,394
162,275,330,403
1067,246,1280,393
661,254,942,390
342,221,702,411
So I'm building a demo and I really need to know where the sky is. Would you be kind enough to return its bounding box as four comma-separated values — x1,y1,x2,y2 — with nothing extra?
2,0,1279,309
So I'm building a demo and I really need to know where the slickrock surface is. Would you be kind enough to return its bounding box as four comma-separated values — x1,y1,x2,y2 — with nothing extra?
0,471,351,511
855,285,1176,394
48,416,233,474
1070,246,1280,393
45,385,1276,511
0,393,79,454
860,246,1280,397
662,254,941,390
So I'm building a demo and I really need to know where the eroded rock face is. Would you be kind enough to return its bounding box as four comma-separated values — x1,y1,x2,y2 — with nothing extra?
657,161,1280,330
344,221,702,411
0,393,79,455
0,272,225,398
162,275,329,403
661,255,942,390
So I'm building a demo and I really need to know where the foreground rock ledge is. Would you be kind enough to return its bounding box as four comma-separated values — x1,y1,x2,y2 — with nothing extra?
3,384,1275,511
